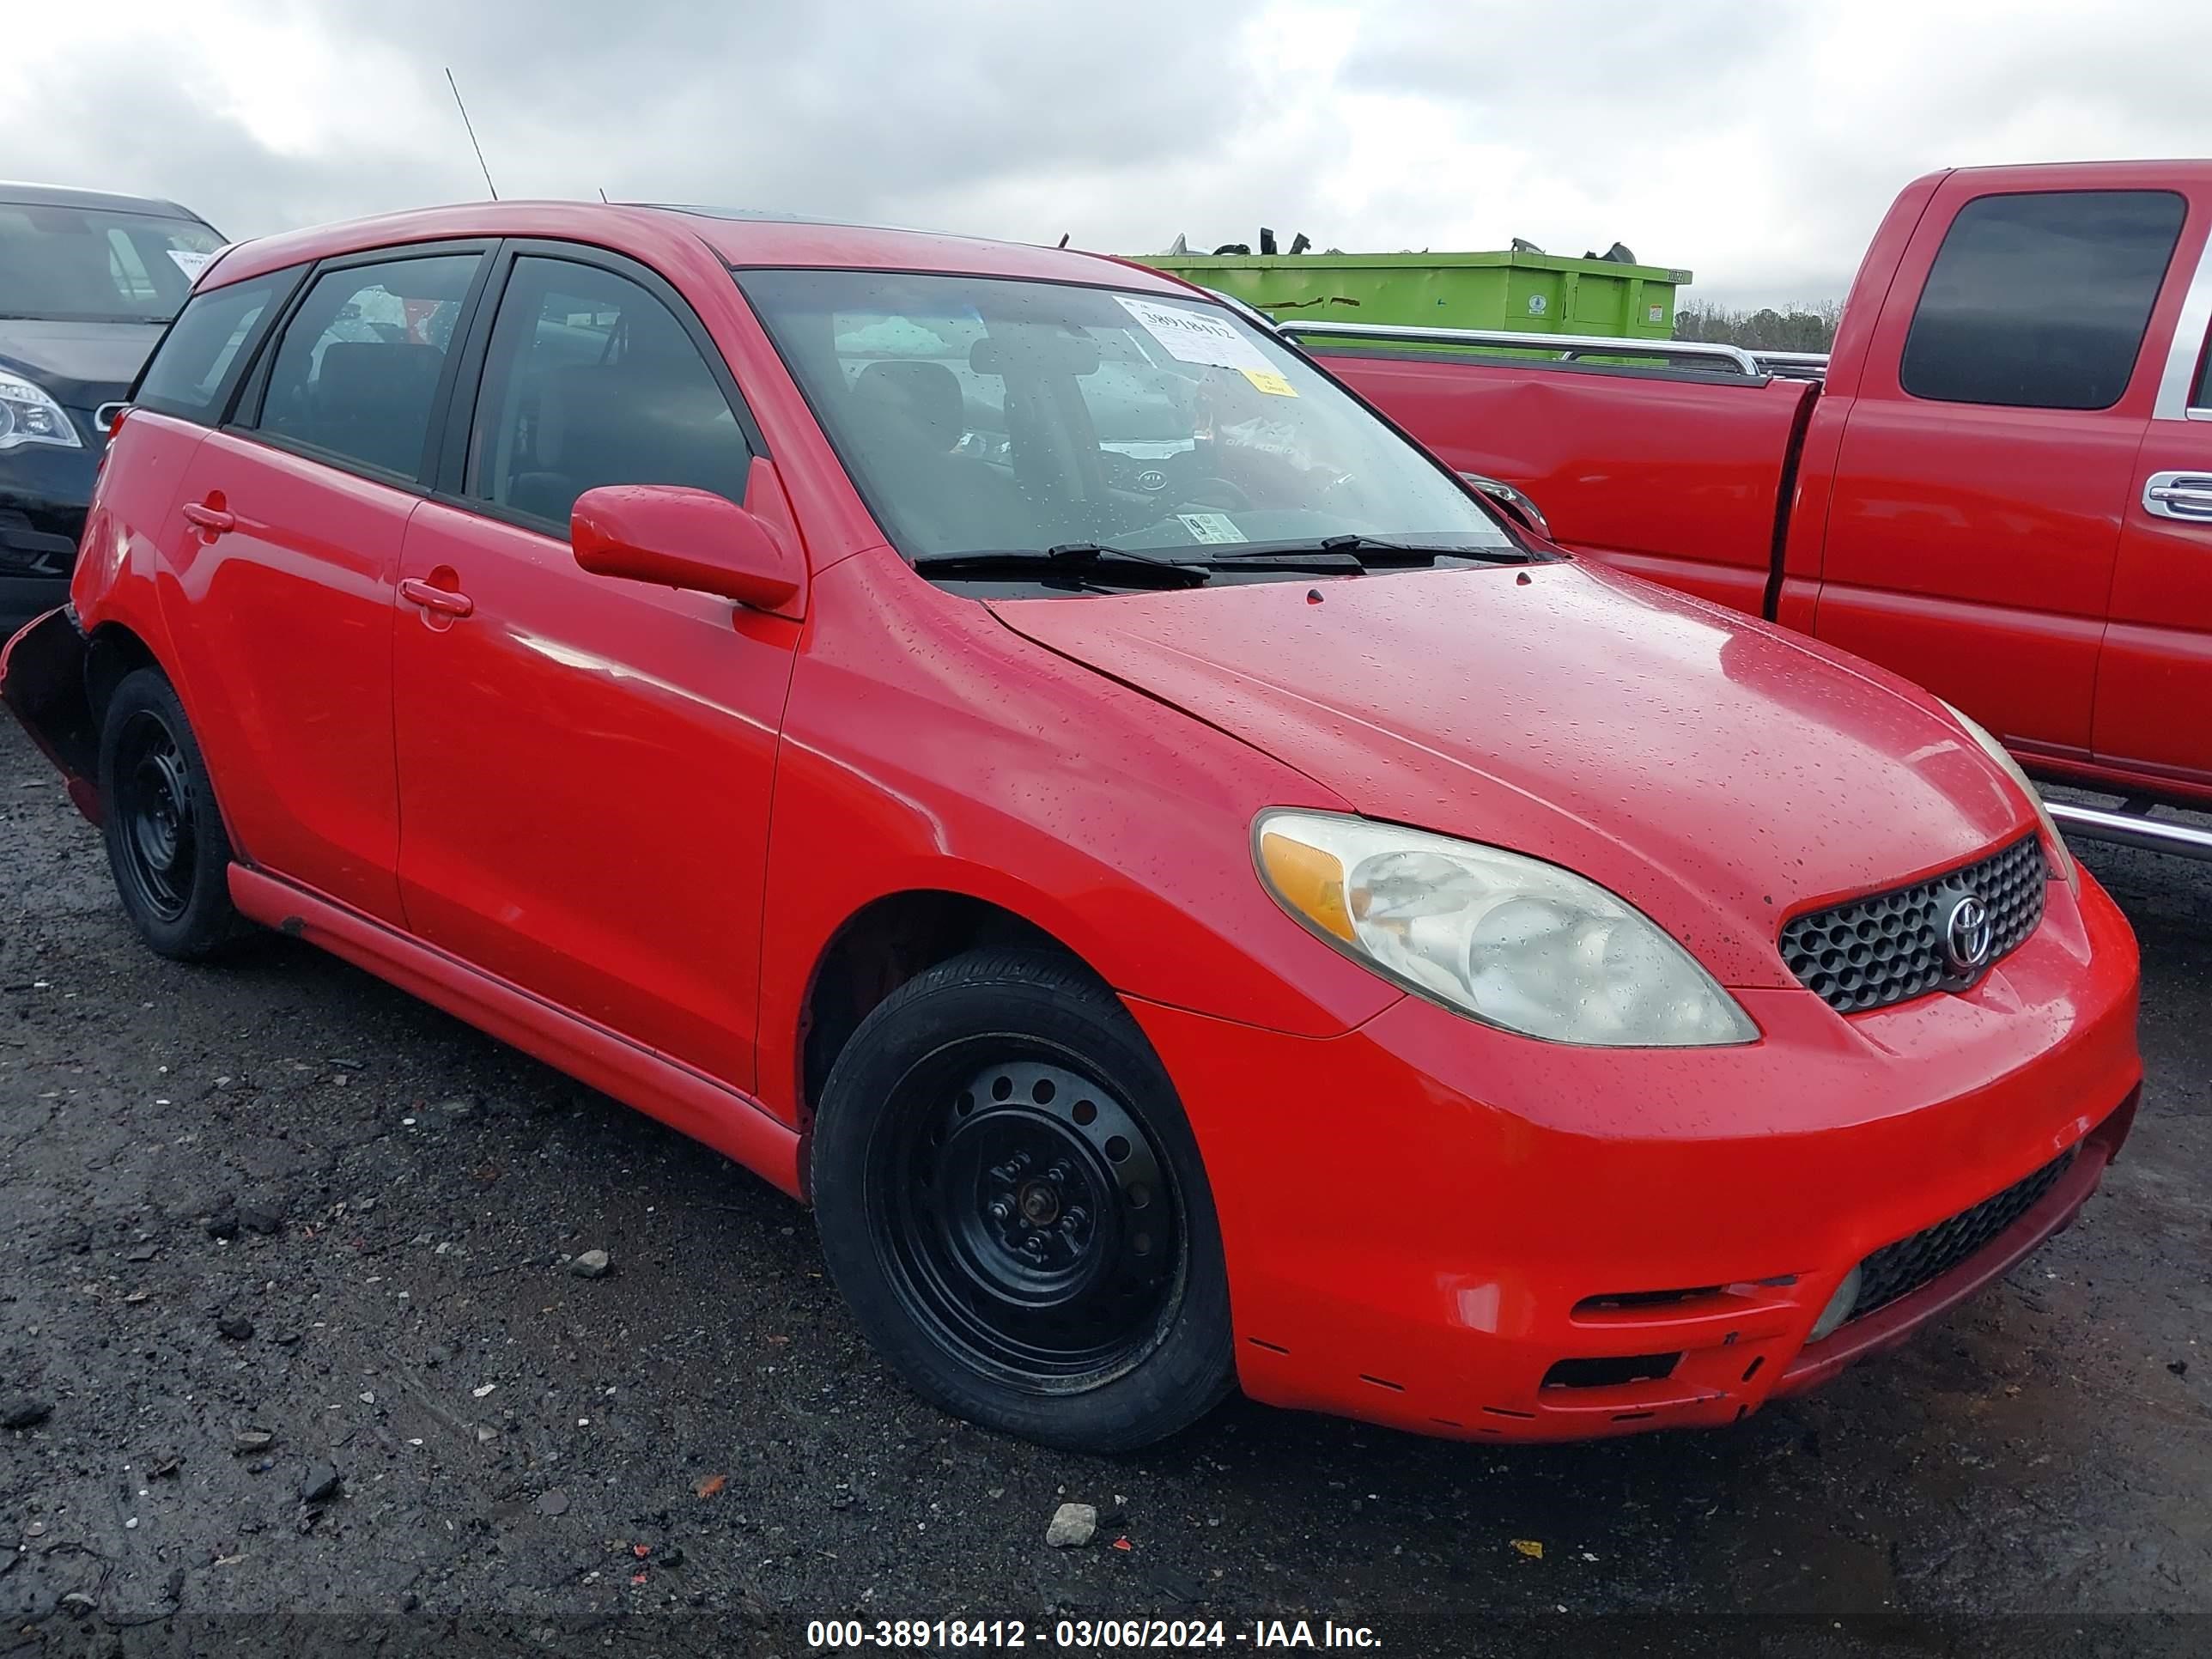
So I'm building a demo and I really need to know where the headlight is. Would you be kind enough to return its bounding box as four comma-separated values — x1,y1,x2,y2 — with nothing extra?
1936,700,2077,894
0,371,82,453
1254,811,1759,1047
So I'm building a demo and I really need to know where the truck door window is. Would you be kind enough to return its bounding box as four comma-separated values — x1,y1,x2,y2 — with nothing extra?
1899,190,2185,411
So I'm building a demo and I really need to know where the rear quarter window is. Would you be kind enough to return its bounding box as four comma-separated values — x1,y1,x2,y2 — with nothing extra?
134,273,295,424
1900,190,2186,410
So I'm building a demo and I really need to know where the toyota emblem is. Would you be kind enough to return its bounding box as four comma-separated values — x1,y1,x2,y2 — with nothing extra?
1943,893,1994,974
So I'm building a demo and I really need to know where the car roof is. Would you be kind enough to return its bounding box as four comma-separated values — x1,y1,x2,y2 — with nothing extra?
0,179,215,226
199,200,1199,298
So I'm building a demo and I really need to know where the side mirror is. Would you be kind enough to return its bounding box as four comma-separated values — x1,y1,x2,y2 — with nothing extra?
571,483,802,612
1458,471,1553,542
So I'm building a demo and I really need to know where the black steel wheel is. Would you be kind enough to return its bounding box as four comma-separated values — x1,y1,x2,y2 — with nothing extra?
880,1053,1181,1387
811,949,1233,1450
111,707,197,923
97,666,247,960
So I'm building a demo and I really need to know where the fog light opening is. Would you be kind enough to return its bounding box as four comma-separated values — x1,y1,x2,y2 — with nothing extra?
1809,1265,1863,1342
1540,1352,1682,1390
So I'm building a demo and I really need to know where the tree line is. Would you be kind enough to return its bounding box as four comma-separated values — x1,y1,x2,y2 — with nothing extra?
1673,300,1842,352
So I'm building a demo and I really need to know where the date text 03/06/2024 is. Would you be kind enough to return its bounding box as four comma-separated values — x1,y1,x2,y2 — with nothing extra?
805,1617,1383,1648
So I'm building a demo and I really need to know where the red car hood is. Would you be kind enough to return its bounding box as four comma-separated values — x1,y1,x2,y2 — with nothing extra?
989,561,2037,992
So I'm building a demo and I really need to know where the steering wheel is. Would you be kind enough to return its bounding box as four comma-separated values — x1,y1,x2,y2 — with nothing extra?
1096,451,1142,491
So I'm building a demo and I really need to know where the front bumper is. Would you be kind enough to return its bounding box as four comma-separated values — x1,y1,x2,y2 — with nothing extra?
0,435,95,636
1127,866,2141,1442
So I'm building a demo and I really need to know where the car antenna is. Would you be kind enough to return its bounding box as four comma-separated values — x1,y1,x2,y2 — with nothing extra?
444,67,501,201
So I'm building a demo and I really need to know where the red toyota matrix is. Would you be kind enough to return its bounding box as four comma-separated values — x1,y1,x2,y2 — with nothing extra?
0,204,2140,1451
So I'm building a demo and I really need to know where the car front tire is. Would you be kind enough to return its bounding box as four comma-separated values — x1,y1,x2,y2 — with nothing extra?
811,947,1235,1452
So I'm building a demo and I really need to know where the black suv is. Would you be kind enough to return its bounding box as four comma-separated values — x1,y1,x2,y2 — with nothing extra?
1,183,223,634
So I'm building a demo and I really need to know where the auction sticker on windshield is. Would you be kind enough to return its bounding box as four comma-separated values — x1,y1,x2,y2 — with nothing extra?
1118,296,1298,396
1176,512,1246,544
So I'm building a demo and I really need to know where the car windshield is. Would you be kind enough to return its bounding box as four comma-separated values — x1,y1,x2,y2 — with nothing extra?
734,268,1516,580
0,201,222,324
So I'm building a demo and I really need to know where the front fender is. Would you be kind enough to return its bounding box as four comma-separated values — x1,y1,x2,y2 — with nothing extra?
752,552,1413,1124
0,608,97,822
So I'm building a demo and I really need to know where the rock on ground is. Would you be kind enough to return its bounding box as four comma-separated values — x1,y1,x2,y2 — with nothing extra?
1046,1502,1097,1547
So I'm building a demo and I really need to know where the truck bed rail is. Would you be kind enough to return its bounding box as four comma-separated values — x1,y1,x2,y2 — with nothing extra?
2045,799,2212,863
1281,320,1766,376
1750,350,1831,381
1281,320,1832,384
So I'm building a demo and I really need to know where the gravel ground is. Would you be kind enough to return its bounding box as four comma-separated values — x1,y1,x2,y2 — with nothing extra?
2,714,2207,1657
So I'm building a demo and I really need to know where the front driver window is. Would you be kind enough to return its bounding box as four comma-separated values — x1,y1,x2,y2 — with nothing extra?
465,256,753,530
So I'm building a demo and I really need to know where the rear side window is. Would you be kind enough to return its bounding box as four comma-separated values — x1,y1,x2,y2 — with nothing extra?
134,275,287,424
2197,331,2211,411
256,253,479,480
1900,191,2185,410
464,256,752,529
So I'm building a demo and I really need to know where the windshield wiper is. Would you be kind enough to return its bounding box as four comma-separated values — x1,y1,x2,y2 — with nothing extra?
1210,534,1540,568
913,535,1540,590
1054,541,1382,578
913,544,1212,588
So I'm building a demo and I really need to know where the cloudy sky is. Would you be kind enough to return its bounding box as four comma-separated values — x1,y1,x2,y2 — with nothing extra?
20,0,2211,309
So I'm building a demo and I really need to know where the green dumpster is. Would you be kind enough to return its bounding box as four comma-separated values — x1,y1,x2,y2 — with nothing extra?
1129,249,1691,341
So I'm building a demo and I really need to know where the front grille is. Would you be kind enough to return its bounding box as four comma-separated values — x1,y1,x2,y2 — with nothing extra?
1850,1148,2075,1322
1779,835,2047,1014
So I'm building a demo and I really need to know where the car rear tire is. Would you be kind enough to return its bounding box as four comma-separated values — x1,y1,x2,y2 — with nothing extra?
811,947,1235,1451
98,666,247,961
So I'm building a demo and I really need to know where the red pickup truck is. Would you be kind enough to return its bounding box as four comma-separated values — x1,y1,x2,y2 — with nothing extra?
1298,161,2212,857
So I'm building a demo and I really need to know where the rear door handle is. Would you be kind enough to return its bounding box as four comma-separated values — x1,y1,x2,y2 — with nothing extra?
2144,471,2212,522
180,501,235,534
399,577,475,618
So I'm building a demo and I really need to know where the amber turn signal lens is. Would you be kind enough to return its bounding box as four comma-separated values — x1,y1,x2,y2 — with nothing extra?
1258,830,1355,942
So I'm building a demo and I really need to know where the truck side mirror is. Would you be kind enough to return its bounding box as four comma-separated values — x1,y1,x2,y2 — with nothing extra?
1459,472,1553,542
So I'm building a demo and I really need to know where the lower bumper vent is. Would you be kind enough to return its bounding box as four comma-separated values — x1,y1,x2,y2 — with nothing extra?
1850,1149,2075,1322
1541,1352,1681,1390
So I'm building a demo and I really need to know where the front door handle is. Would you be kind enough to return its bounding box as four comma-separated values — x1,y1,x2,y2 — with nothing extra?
180,500,235,534
399,576,475,618
2144,471,2212,522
